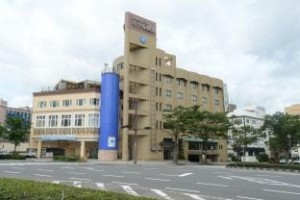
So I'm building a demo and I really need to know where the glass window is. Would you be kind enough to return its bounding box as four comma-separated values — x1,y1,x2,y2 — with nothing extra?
202,97,208,103
88,113,99,127
75,114,85,127
37,101,47,108
177,79,186,87
201,84,210,92
63,100,72,107
189,142,201,150
50,100,59,108
61,114,71,127
191,82,198,89
48,115,58,127
76,99,85,106
164,104,172,111
89,98,99,106
191,95,197,102
36,115,45,127
214,99,220,105
165,76,173,83
177,92,183,99
214,88,219,94
165,89,172,97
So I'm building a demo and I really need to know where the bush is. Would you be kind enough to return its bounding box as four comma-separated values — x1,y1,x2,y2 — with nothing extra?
53,155,82,162
0,154,26,160
256,153,269,162
0,178,153,200
226,162,300,171
228,153,239,162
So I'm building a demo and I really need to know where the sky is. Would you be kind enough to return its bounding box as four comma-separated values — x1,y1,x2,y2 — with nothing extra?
0,0,299,114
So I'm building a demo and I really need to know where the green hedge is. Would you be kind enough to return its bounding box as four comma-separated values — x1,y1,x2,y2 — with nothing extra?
0,154,26,160
226,162,300,171
53,155,82,162
0,178,154,200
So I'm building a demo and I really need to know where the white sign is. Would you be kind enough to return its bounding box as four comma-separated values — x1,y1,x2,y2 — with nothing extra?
41,134,76,141
108,137,116,147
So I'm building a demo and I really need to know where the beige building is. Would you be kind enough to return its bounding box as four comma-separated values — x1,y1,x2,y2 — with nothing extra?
0,99,7,125
113,12,227,162
285,104,300,116
29,80,100,158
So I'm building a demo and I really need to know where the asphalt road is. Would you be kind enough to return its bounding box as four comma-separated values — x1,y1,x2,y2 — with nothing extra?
0,160,300,200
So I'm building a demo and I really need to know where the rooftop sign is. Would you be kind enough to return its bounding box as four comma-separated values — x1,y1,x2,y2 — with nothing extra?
125,12,156,36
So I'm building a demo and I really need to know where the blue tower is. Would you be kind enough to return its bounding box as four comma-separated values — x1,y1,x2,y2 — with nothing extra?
98,65,120,160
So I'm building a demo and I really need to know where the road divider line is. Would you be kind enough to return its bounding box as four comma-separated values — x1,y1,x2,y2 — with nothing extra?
34,174,52,178
69,177,90,181
263,189,300,195
151,189,174,200
196,182,228,187
179,173,193,177
68,172,86,175
182,193,207,200
38,169,54,172
4,171,20,174
165,187,200,193
145,177,170,182
103,175,124,178
73,181,82,188
112,181,138,186
218,176,233,180
122,185,140,196
236,196,264,200
121,171,140,174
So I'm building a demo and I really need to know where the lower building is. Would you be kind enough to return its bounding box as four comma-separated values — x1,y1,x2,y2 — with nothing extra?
285,104,300,116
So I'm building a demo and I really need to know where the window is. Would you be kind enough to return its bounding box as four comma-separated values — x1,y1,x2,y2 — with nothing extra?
89,98,99,106
88,113,99,127
214,99,220,105
63,100,72,107
155,57,158,66
159,58,161,66
165,76,173,83
191,82,198,89
177,79,186,87
165,89,172,97
191,95,197,102
37,101,46,108
117,63,123,70
76,99,85,106
189,142,201,150
164,104,172,111
214,87,219,94
50,100,59,108
36,115,45,127
202,97,208,103
61,114,71,127
177,92,183,99
201,84,210,92
48,115,58,127
75,114,85,127
246,119,250,124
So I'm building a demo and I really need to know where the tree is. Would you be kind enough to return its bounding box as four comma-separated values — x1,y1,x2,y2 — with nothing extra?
0,117,31,153
163,106,189,164
262,112,300,162
186,106,230,164
229,116,263,162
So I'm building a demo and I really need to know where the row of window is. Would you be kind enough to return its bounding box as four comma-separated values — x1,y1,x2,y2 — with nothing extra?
35,113,99,128
37,98,100,108
232,118,262,126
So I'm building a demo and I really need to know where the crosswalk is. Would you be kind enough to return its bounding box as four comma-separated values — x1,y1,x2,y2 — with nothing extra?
50,180,232,200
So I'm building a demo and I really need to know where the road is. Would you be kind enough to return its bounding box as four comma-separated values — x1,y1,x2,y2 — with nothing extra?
0,160,300,200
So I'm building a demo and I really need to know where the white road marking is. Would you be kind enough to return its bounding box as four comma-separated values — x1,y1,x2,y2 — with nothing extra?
196,182,228,187
236,196,264,200
38,169,54,172
122,185,140,196
4,171,20,174
69,177,90,181
122,171,140,174
96,183,105,190
68,172,86,175
52,181,60,184
102,175,124,178
178,173,193,177
151,189,174,200
182,193,207,200
145,177,171,182
145,168,158,170
11,167,25,170
165,187,200,193
60,166,76,169
263,189,300,195
34,174,52,178
214,172,234,175
254,175,280,178
218,176,233,180
73,181,82,188
112,181,138,186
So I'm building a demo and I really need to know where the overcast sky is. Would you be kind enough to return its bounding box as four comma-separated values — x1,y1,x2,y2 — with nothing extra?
0,0,299,114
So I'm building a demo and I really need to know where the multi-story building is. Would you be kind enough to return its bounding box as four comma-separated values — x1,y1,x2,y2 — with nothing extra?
6,106,32,124
285,104,300,116
227,105,270,162
113,12,227,162
0,99,7,125
29,80,100,158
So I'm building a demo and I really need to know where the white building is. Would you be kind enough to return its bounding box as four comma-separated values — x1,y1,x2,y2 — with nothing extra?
227,105,271,162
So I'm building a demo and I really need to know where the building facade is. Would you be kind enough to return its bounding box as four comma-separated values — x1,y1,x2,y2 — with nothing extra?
113,12,227,162
29,80,100,158
285,104,300,116
0,99,7,125
227,105,270,162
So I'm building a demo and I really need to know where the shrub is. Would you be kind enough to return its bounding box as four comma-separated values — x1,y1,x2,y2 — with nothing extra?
0,154,26,160
226,162,300,171
256,153,269,162
53,155,82,162
0,178,153,200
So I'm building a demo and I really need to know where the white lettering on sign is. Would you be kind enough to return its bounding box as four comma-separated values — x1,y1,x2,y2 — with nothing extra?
108,136,116,147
